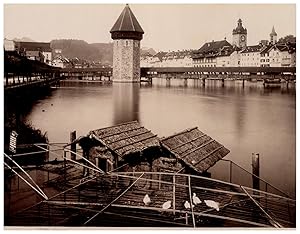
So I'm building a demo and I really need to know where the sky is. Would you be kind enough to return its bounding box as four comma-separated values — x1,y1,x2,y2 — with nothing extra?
3,3,296,51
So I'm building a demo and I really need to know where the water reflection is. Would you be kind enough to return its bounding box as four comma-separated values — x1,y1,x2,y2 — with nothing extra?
113,83,140,125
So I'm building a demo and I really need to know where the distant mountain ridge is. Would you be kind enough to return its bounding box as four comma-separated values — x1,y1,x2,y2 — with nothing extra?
50,39,157,65
13,37,36,42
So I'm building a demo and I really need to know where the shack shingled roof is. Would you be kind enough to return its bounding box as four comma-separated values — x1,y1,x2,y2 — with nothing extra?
89,121,159,158
160,127,230,174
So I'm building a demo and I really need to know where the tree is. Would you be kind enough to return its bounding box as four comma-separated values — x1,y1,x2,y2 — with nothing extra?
278,35,296,44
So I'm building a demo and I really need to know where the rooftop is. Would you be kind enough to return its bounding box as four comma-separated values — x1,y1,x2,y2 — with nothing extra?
110,4,144,40
232,19,247,35
240,45,262,53
193,40,232,59
160,127,230,174
88,121,160,159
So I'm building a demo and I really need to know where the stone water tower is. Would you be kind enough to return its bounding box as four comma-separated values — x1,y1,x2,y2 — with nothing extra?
110,4,144,82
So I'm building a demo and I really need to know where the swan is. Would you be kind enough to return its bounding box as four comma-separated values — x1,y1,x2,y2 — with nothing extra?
184,201,194,209
162,200,172,210
143,194,151,206
192,193,202,205
204,200,220,211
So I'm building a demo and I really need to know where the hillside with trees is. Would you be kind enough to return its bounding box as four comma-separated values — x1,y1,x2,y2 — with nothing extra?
50,39,156,65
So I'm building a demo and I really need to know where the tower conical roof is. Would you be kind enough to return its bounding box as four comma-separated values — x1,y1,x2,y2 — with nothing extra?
110,4,144,34
270,26,277,36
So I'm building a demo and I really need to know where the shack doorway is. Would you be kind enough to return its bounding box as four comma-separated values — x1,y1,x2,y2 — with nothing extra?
99,158,107,172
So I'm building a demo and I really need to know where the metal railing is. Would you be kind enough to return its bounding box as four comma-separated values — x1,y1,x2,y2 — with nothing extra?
211,159,291,198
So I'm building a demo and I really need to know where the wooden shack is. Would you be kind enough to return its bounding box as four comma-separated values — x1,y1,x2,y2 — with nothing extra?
78,121,161,173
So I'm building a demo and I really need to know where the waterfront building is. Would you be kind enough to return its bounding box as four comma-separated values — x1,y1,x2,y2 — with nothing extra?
260,45,272,67
232,19,247,48
4,38,15,51
160,50,193,67
25,50,45,62
110,4,144,82
141,50,193,67
215,45,237,67
268,43,296,67
240,45,262,67
140,52,153,67
270,26,278,45
228,47,242,67
51,54,70,68
192,39,232,67
150,51,167,67
14,41,52,65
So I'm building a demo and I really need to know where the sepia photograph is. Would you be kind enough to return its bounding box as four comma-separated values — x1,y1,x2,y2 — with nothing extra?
2,0,297,229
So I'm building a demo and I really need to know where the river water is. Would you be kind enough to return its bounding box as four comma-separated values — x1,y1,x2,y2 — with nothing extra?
23,79,296,198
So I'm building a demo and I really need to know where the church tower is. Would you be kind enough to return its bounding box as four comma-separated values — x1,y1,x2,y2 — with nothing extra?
110,4,144,82
232,19,247,48
270,26,277,44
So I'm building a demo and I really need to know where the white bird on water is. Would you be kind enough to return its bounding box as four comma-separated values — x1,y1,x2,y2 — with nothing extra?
162,200,172,210
184,201,194,209
192,193,202,205
204,200,220,211
143,194,151,206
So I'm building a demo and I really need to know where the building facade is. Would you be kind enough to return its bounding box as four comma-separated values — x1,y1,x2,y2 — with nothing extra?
4,38,15,51
14,41,52,64
240,45,262,67
268,44,296,67
110,4,144,82
192,40,232,67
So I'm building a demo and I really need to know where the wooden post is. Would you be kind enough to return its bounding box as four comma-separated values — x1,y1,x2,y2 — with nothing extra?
173,175,176,215
5,72,8,86
252,153,260,192
221,78,225,87
70,131,76,161
229,160,232,183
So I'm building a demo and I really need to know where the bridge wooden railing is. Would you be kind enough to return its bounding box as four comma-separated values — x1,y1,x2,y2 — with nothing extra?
140,66,296,75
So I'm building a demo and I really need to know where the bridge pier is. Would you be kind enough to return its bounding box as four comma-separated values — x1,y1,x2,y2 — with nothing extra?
221,78,225,87
166,76,171,87
202,78,206,87
183,78,188,87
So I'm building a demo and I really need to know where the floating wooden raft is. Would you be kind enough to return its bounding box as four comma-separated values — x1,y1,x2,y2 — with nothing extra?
6,172,295,228
160,127,230,174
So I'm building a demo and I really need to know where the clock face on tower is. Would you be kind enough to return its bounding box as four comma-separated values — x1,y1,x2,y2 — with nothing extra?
241,35,246,42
